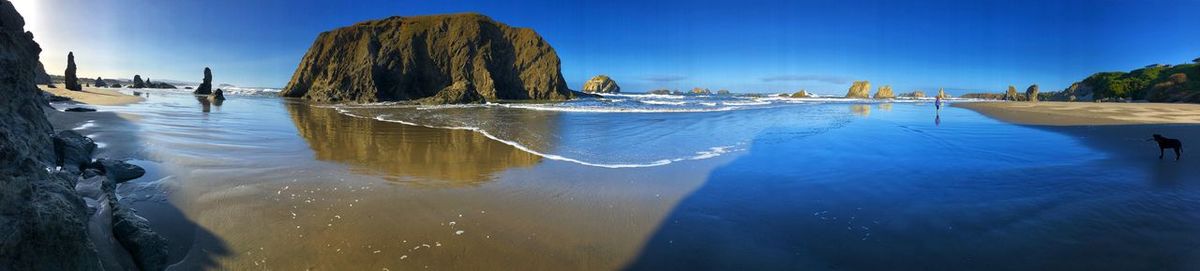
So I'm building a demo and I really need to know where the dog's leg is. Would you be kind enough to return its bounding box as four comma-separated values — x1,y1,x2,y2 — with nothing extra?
1175,147,1182,161
1160,148,1165,160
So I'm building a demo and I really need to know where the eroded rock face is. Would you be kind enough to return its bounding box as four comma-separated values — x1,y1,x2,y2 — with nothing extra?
582,75,620,93
0,1,102,268
1026,84,1039,102
280,13,574,104
53,130,97,173
1004,85,1021,101
64,52,81,91
132,75,145,88
845,81,870,98
790,90,814,98
194,67,212,95
34,60,50,84
873,85,894,99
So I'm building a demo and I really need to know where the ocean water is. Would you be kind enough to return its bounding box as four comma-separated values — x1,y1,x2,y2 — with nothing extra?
63,89,1200,270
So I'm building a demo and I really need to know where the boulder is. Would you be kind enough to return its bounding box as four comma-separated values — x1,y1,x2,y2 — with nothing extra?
94,77,107,87
280,13,574,103
131,75,145,88
64,107,97,112
691,87,712,95
581,75,620,93
417,81,484,105
210,88,226,101
111,82,122,88
88,159,146,183
194,67,213,95
790,90,814,98
1,2,103,268
873,85,894,99
52,130,97,172
845,81,870,98
112,203,169,271
1026,84,1039,102
64,52,81,91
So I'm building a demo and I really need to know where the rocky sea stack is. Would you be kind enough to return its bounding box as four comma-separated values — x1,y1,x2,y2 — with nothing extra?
845,81,870,98
194,67,213,95
873,85,894,99
280,13,575,104
64,51,81,91
1026,84,1039,102
582,75,620,93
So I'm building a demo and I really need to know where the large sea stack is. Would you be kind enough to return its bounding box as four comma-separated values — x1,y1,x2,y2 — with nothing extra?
194,67,212,95
1026,84,1039,102
845,81,870,98
1003,85,1020,101
873,85,894,99
581,75,620,93
0,2,103,268
131,75,144,88
280,13,574,104
64,51,81,91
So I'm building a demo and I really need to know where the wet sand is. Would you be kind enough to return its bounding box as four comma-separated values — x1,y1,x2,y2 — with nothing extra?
40,85,145,106
955,101,1200,125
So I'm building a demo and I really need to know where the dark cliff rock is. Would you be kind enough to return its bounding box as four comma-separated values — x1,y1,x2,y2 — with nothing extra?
280,13,575,104
0,1,103,268
210,88,226,101
94,77,108,87
64,51,81,90
34,60,50,84
132,75,145,88
582,75,620,93
194,67,212,95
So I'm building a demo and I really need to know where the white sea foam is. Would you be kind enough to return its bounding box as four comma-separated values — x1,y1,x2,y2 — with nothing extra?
639,100,688,106
600,93,687,99
493,103,743,113
332,107,740,168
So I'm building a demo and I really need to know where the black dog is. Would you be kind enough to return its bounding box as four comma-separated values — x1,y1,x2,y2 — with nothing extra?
1150,134,1183,161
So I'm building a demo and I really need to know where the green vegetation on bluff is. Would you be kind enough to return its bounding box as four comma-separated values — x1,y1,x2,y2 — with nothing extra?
1056,59,1200,102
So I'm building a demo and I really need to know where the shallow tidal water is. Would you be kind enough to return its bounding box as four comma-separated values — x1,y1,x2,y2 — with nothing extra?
61,90,1200,270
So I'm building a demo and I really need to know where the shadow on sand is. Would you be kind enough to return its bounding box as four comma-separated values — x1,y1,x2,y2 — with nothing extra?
624,123,1200,270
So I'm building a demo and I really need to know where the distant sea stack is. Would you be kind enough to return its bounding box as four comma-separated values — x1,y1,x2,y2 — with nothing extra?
1026,84,1039,102
280,13,574,104
64,52,81,91
194,67,213,95
131,75,145,88
691,88,712,95
1004,85,1021,101
845,81,870,98
873,85,894,99
94,77,107,87
581,75,620,94
937,88,949,99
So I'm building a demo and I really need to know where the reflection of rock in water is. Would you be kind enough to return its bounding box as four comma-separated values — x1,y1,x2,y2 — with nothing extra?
196,96,210,112
285,102,543,186
877,103,892,112
850,104,871,117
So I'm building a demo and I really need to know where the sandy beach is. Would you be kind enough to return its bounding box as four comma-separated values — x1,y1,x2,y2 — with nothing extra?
955,101,1200,126
41,85,145,106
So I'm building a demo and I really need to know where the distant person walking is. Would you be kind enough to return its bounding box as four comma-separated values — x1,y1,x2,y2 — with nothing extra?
935,96,943,111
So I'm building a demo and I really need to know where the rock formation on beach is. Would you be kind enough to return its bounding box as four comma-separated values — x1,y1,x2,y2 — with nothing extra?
280,13,575,104
691,87,712,95
648,89,671,95
194,67,213,95
210,88,226,101
873,85,894,99
131,75,145,88
34,60,50,84
937,88,949,99
0,3,166,269
1003,85,1021,101
717,89,732,95
845,81,870,98
582,75,620,93
64,52,81,91
791,90,814,98
1026,84,1039,102
94,77,107,87
902,91,925,98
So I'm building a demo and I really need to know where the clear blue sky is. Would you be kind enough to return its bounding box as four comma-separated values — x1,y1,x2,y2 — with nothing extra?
13,0,1200,95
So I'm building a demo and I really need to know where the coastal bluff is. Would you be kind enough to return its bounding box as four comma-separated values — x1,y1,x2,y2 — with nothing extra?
280,13,575,104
